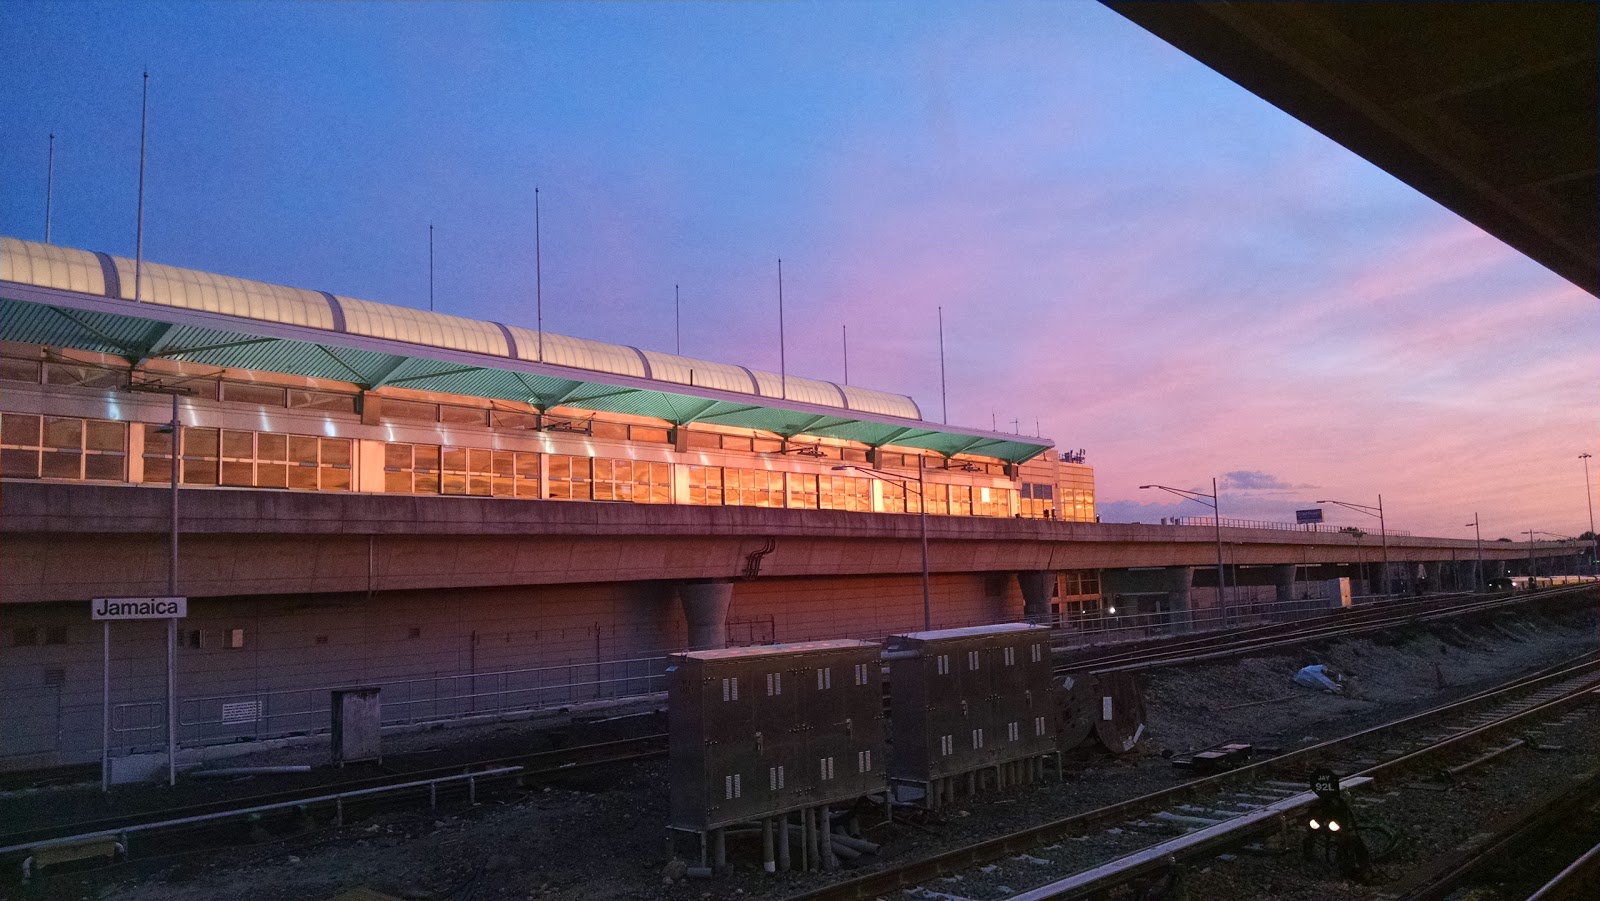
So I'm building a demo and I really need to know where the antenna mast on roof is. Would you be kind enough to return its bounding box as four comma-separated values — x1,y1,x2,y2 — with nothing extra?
842,324,849,385
777,259,787,400
45,133,54,244
428,223,435,312
675,284,681,356
134,71,149,304
535,186,544,362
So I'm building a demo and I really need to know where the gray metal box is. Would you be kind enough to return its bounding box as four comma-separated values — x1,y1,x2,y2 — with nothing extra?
886,623,1053,783
331,686,382,766
668,640,884,831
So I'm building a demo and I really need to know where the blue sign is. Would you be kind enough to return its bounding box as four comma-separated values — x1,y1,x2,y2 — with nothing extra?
1296,509,1324,524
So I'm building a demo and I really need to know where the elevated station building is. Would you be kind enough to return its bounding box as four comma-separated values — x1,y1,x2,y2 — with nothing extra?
0,236,1099,771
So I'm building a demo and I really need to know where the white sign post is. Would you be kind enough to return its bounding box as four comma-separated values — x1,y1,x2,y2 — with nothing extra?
94,597,186,790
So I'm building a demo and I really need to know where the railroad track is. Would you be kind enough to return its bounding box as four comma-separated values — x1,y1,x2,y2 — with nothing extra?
1060,583,1594,675
5,586,1590,890
1381,769,1600,901
0,733,666,863
776,654,1600,901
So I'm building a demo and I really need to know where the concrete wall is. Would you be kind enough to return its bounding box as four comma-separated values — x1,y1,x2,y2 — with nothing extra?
0,570,1025,771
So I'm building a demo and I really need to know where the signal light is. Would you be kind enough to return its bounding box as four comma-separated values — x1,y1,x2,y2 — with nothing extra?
1303,768,1370,881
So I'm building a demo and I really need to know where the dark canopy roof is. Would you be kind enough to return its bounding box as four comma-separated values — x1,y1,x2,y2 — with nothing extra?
1106,1,1598,297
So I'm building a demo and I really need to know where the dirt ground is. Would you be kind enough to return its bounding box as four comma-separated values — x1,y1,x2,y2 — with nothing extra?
10,602,1595,901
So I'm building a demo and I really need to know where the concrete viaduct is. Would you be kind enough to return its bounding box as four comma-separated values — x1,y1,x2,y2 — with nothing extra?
4,481,1575,640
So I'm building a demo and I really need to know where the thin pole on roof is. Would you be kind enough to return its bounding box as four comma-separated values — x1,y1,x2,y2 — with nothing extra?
938,305,947,424
777,259,787,400
535,186,543,362
45,133,54,244
675,284,681,356
842,324,849,385
428,223,434,312
134,71,149,304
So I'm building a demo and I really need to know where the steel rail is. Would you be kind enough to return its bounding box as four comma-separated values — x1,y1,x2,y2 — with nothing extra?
1526,836,1600,901
776,656,1600,901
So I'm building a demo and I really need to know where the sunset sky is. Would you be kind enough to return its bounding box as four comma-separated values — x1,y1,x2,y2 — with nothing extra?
3,1,1595,540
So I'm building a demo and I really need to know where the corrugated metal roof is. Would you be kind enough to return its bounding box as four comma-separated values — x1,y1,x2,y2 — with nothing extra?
1,236,1054,463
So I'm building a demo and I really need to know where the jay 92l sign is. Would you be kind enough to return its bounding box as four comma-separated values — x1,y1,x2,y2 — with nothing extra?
91,597,188,620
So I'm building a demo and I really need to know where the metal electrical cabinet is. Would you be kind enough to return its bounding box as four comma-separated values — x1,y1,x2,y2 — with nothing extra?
886,623,1054,785
668,640,884,831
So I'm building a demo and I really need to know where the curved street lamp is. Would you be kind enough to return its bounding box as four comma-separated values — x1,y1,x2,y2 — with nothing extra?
1140,478,1229,627
1318,496,1389,596
833,460,930,630
1464,513,1484,592
1581,453,1597,577
1533,530,1582,579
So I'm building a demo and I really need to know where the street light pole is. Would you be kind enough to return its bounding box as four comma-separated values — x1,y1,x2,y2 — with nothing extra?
835,462,931,630
1140,480,1229,627
917,456,930,631
1526,529,1536,584
1318,496,1390,596
166,393,178,787
1581,453,1596,577
129,380,191,788
1377,494,1388,595
1465,513,1484,592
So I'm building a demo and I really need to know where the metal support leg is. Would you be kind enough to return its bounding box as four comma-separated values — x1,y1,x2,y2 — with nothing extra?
778,813,791,871
762,818,775,873
820,806,838,871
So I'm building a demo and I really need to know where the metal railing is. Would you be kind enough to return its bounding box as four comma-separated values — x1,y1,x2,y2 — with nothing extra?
1174,515,1412,537
172,654,671,748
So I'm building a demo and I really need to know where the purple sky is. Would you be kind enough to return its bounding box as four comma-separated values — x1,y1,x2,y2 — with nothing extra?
2,1,1595,540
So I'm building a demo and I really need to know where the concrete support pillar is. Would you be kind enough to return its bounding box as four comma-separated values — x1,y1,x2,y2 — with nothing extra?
1017,571,1053,624
1100,567,1193,630
1271,564,1297,603
679,581,733,650
1425,561,1444,593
